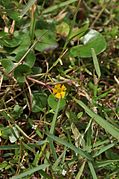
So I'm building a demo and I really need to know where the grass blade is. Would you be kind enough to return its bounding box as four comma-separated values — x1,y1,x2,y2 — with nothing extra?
91,48,101,79
38,170,52,179
52,149,66,170
43,0,77,14
0,144,19,150
74,98,119,140
50,99,60,134
96,159,119,168
20,0,37,18
93,142,115,157
48,99,61,160
10,164,49,179
48,137,58,160
88,161,98,179
76,160,86,179
46,133,93,161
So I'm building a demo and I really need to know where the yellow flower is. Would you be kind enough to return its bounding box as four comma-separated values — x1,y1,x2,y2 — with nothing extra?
52,84,66,99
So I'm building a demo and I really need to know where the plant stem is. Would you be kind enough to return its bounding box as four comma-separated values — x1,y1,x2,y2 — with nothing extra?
50,99,60,134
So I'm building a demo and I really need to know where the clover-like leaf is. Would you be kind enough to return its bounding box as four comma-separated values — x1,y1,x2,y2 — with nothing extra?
70,29,107,58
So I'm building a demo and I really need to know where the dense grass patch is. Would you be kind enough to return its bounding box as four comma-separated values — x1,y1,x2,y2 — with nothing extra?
0,0,119,178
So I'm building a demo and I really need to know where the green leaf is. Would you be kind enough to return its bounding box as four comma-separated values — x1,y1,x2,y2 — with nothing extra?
7,11,20,21
9,127,19,143
42,0,78,14
93,143,115,158
25,51,36,67
0,161,9,171
35,29,58,52
48,94,66,111
12,34,31,55
47,133,93,161
10,164,49,179
0,144,19,150
0,31,8,40
1,126,11,140
20,0,36,18
77,112,83,119
39,169,52,179
91,48,101,78
1,59,14,73
32,66,42,75
76,160,86,179
88,161,98,179
69,22,89,41
22,141,35,153
14,64,31,83
52,149,66,171
12,33,31,62
70,29,107,58
74,98,119,140
96,159,119,168
32,92,47,112
50,99,60,134
12,104,23,119
1,35,22,48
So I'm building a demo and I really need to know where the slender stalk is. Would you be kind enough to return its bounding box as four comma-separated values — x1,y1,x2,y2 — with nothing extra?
50,99,60,134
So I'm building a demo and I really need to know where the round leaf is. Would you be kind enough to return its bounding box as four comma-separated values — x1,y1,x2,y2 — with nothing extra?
1,59,14,73
48,94,66,111
35,29,58,52
25,51,36,67
14,64,31,83
32,92,47,113
70,29,107,58
2,34,22,48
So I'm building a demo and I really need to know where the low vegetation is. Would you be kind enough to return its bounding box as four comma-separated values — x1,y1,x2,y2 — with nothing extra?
0,0,119,178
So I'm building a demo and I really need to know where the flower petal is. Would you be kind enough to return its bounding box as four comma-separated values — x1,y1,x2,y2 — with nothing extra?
52,84,66,99
61,91,65,98
61,85,66,91
55,93,61,99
